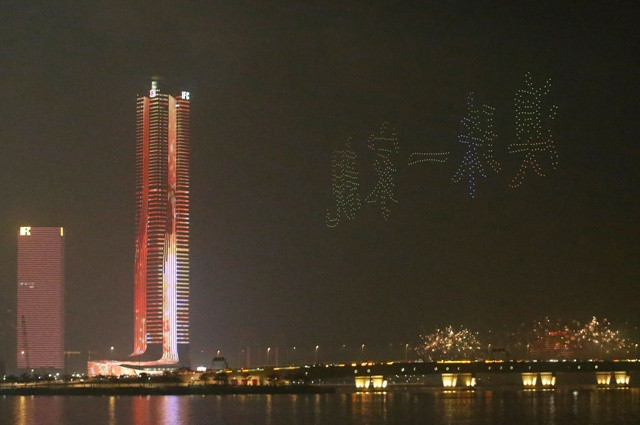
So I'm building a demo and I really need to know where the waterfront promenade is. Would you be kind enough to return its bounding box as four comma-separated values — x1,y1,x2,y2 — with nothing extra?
3,359,640,395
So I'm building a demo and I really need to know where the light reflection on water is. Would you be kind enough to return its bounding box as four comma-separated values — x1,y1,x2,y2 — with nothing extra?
108,396,115,425
2,388,640,425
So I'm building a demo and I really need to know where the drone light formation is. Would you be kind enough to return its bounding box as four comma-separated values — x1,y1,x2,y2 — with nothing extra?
408,152,450,166
326,138,362,228
452,92,501,198
508,72,558,188
323,72,562,227
365,122,400,220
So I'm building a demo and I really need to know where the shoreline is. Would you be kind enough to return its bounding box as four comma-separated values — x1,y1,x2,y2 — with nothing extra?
1,383,637,396
0,384,336,396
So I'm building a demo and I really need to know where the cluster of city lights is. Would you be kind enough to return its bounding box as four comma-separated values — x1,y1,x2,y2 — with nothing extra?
572,317,627,354
414,317,635,361
416,325,483,361
452,92,501,198
508,72,558,188
326,138,362,228
533,317,629,356
530,316,567,339
523,316,631,358
364,122,400,220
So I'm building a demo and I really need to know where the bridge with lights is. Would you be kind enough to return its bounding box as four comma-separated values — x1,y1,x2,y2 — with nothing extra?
224,359,640,389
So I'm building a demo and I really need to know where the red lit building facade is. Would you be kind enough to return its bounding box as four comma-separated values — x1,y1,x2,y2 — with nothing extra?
17,226,65,370
131,78,190,363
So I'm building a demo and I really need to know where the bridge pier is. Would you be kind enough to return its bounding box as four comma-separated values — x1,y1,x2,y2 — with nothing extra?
614,371,630,386
440,373,475,388
340,360,638,390
441,373,458,387
354,375,387,389
539,372,556,387
596,371,612,386
458,373,476,387
521,372,537,388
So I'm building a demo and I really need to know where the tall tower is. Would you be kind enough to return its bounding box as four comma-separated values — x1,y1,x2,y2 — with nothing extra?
16,226,65,371
132,78,190,363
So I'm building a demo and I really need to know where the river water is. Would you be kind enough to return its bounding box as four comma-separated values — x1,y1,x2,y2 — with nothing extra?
2,388,640,425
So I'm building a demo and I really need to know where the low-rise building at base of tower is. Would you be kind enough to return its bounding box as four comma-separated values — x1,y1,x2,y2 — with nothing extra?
87,345,190,377
87,360,178,377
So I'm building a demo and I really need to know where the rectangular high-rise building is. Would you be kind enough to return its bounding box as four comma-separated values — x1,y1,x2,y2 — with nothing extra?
17,226,65,370
131,78,190,363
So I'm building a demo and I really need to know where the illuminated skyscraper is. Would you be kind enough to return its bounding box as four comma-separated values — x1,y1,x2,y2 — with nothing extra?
131,78,190,363
17,226,65,371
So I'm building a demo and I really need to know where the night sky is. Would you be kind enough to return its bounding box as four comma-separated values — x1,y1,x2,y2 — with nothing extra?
1,2,638,368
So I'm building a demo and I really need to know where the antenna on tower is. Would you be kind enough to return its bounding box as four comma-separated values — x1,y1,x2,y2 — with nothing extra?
149,75,164,98
151,75,164,89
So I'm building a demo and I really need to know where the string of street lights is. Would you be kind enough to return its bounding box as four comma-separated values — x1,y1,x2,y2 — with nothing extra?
219,343,415,367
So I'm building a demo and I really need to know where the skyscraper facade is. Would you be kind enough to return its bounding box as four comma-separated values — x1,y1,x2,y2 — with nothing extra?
131,78,190,363
17,226,65,370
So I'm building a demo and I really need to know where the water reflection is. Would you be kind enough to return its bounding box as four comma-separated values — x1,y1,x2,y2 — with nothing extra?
10,395,63,425
161,395,185,425
15,395,27,425
108,396,116,425
132,396,150,425
289,394,298,422
265,394,272,425
436,390,476,425
4,388,640,425
348,391,393,425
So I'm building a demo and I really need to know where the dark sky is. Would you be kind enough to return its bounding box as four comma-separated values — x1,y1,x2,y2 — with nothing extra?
1,1,638,368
